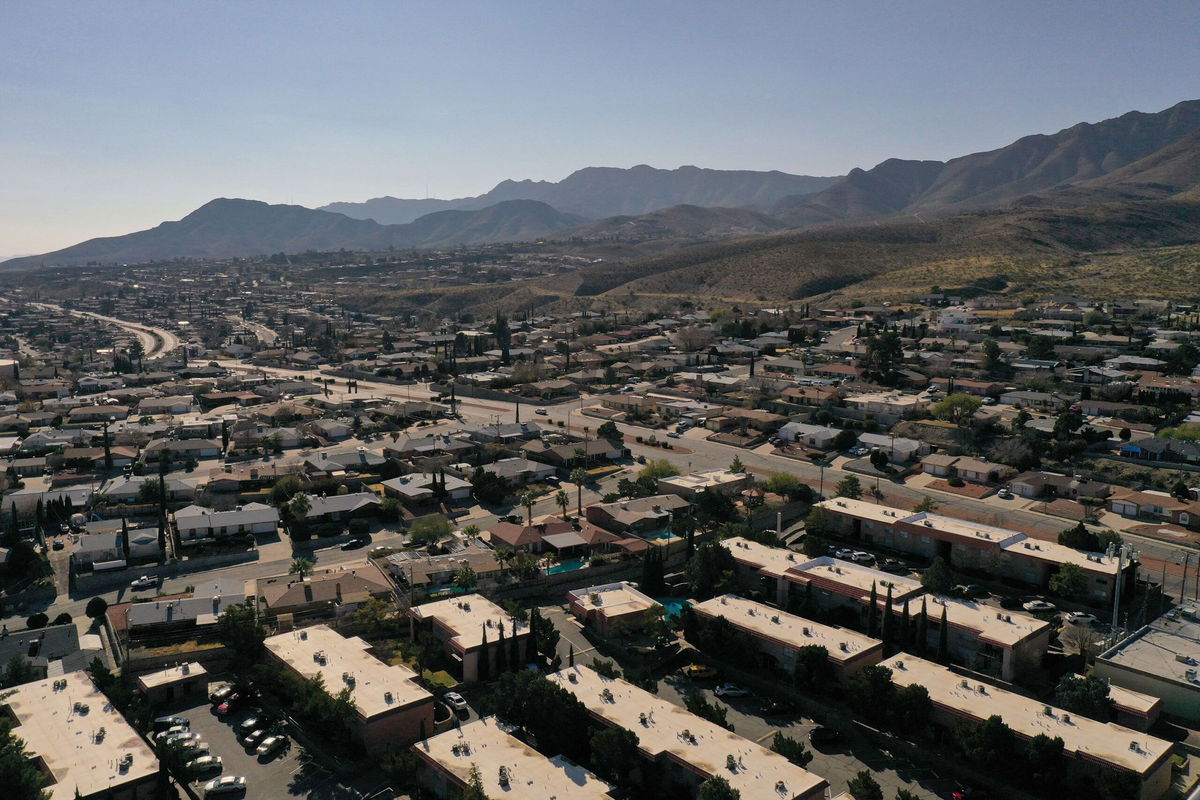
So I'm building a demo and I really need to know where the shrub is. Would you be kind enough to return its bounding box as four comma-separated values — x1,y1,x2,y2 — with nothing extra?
947,476,965,487
348,518,371,536
315,522,343,537
26,613,48,630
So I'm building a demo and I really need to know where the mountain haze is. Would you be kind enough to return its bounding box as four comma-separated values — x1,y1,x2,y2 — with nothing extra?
0,198,582,269
775,99,1200,226
322,165,840,224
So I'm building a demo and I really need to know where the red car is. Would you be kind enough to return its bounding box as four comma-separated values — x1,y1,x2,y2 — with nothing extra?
215,693,240,716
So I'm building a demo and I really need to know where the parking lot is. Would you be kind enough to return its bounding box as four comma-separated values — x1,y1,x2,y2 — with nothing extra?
168,684,369,800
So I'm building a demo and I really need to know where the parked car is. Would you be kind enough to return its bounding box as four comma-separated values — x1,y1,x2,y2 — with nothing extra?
1023,599,1056,613
256,735,287,758
848,445,870,456
179,741,210,757
809,726,846,746
155,726,189,742
667,431,681,439
153,715,189,732
130,576,158,590
761,699,799,716
534,407,548,415
341,537,369,550
680,664,717,680
163,732,201,747
851,551,875,564
997,487,1012,499
203,776,246,797
1064,612,1099,627
52,538,64,550
209,685,234,704
186,755,222,774
999,596,1024,610
215,693,241,716
443,691,469,714
963,584,989,599
240,729,267,748
235,716,263,735
498,514,522,524
714,683,749,698
833,548,856,560
878,558,907,574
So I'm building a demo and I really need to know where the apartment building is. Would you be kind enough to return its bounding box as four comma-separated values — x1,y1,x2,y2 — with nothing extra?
692,594,883,683
408,594,530,683
264,625,434,755
882,655,1174,800
549,666,828,800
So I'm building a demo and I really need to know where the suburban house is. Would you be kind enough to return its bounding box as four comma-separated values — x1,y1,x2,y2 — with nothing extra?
301,492,383,522
486,516,617,557
258,567,393,617
919,455,1013,484
382,472,473,504
776,422,839,449
1108,488,1200,529
585,494,691,536
1009,471,1111,500
476,457,556,485
173,502,279,540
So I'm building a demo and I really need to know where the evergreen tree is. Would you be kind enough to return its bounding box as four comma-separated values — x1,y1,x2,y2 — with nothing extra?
867,581,879,637
916,597,929,655
937,606,949,663
881,585,894,647
510,619,521,667
900,599,911,649
568,644,575,667
496,622,508,673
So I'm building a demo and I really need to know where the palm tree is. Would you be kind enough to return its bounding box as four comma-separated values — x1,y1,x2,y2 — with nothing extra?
289,558,314,579
519,490,537,525
287,492,311,521
569,468,589,516
554,490,570,519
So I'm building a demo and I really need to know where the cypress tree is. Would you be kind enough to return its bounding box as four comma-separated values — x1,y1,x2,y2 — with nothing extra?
803,582,814,617
496,622,508,673
510,618,521,666
477,626,490,682
937,606,949,664
916,597,929,655
568,644,575,667
881,585,894,647
900,599,911,649
528,607,542,665
867,581,879,637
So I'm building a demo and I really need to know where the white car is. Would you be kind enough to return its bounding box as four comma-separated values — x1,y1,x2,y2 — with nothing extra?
256,735,287,758
203,776,246,796
130,576,158,590
666,431,681,439
187,755,222,773
851,551,875,564
444,691,469,713
1023,600,1056,613
1064,612,1098,627
155,726,188,742
535,407,548,415
833,548,856,560
714,683,749,698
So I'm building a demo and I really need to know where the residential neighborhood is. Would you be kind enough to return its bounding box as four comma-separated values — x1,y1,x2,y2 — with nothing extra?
1,289,1199,800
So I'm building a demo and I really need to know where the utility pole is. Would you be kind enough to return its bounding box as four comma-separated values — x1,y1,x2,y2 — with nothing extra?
1107,541,1138,635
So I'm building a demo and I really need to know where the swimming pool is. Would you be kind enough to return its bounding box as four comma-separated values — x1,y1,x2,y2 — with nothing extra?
648,531,679,541
545,558,587,575
657,597,692,620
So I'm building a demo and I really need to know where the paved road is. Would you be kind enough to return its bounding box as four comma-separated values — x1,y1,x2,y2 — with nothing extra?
32,302,181,357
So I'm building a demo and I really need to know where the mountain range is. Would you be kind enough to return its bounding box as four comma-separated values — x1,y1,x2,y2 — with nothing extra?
321,165,839,224
5,99,1200,274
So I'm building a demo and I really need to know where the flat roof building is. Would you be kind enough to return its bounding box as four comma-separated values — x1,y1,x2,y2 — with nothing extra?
135,661,208,706
882,654,1174,800
264,625,434,754
548,666,828,800
414,716,615,799
567,581,662,637
1096,606,1200,723
657,469,751,500
409,594,530,683
3,671,158,800
816,498,1129,602
693,594,883,682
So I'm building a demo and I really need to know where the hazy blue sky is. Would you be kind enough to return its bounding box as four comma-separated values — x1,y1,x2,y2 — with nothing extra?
2,0,1198,255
